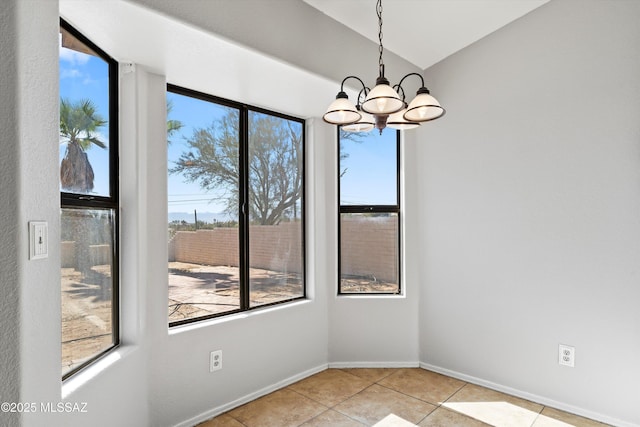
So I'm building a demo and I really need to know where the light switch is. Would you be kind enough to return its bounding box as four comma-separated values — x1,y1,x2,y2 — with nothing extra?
29,221,48,260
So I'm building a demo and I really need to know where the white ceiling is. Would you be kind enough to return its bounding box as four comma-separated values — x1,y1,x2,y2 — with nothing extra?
302,0,550,69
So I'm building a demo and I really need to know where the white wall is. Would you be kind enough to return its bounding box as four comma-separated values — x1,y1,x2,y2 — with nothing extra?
0,2,24,426
417,0,640,425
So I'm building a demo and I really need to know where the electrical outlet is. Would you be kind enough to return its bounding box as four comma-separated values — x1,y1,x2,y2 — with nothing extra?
559,344,575,367
210,350,222,372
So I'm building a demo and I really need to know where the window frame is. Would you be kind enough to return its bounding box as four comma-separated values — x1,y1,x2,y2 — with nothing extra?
337,128,401,295
167,84,306,327
59,18,120,380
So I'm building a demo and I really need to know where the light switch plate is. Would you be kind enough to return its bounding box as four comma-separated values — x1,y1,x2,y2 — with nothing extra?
29,221,48,260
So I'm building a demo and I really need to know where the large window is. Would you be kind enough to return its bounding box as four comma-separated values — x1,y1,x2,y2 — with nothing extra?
59,20,119,378
338,128,400,294
167,85,305,326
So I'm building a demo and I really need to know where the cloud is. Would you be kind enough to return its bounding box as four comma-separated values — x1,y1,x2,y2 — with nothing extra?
60,68,82,79
59,46,91,66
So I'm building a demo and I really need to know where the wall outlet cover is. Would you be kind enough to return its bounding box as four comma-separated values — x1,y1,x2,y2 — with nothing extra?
559,344,575,367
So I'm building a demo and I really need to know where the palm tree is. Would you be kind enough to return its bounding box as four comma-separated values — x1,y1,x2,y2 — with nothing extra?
59,98,107,193
167,99,183,144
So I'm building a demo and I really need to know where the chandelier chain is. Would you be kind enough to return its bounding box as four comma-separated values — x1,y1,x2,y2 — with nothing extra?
377,0,384,68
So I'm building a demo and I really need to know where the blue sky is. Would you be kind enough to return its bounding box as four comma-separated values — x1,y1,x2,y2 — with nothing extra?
60,38,398,217
340,128,398,206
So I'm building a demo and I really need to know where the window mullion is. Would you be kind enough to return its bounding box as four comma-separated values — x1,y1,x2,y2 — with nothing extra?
239,107,250,311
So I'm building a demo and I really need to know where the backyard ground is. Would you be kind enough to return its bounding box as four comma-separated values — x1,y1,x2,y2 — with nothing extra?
62,262,394,374
61,265,114,376
168,262,303,322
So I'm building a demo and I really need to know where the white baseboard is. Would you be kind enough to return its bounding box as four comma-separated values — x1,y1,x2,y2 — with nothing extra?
420,362,638,427
328,361,420,369
175,363,328,427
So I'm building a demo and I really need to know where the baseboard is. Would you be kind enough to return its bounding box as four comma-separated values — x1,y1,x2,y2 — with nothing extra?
328,361,420,369
175,363,328,427
420,362,638,427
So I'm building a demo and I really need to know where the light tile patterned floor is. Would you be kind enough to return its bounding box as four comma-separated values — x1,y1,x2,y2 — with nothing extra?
197,368,610,427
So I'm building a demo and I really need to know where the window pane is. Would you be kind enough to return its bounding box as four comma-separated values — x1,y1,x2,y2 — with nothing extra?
248,111,304,307
61,208,115,376
59,27,111,197
167,92,241,322
340,128,397,206
340,213,399,294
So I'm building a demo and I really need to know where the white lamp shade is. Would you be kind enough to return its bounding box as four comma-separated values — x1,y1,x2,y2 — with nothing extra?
387,109,420,130
323,97,361,125
342,111,375,132
403,93,445,122
361,83,404,115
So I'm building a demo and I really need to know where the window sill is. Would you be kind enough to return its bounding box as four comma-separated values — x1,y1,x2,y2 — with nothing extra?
168,298,311,335
336,293,406,299
61,345,136,399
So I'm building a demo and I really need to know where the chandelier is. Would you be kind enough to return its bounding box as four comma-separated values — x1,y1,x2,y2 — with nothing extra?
323,0,445,134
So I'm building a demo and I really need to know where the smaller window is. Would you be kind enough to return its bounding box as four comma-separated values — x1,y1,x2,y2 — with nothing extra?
338,128,401,294
59,19,119,379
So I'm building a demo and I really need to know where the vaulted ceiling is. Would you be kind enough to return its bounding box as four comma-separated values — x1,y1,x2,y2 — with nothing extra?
303,0,549,69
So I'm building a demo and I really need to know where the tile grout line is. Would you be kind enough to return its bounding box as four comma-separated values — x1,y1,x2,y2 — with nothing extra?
283,386,332,427
528,404,546,427
414,380,471,426
286,380,372,426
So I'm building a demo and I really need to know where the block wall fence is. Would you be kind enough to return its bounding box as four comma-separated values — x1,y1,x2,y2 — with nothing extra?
61,217,398,282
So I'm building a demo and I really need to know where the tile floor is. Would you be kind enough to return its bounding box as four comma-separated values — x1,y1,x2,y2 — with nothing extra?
197,368,610,427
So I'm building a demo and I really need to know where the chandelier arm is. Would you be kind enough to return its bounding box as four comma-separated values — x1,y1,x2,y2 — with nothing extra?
396,72,426,92
357,88,368,106
339,75,369,97
392,84,407,104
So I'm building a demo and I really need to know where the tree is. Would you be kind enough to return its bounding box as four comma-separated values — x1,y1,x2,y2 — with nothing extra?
59,98,107,192
170,111,303,225
339,129,366,178
166,99,183,144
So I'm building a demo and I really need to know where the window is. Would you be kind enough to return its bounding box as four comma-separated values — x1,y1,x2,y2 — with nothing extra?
59,20,119,379
338,128,400,294
167,85,305,326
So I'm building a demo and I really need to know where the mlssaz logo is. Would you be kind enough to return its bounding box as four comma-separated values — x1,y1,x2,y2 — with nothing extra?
40,402,88,413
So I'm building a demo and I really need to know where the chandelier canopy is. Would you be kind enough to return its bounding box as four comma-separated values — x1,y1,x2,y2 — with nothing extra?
323,0,445,134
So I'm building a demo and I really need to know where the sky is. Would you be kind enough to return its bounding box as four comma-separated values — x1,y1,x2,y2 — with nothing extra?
60,36,399,220
340,129,398,206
